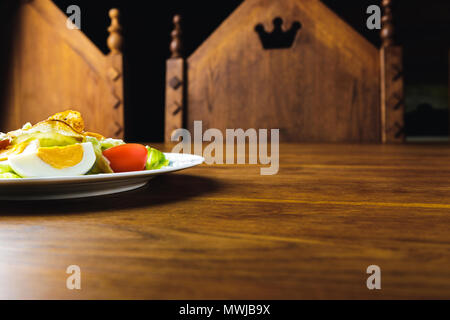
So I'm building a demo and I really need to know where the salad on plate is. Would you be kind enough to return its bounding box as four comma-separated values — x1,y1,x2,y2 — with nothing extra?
0,110,169,179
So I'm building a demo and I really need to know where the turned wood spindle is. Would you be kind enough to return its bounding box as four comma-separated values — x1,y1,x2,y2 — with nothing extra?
107,8,123,54
381,0,394,47
170,14,183,58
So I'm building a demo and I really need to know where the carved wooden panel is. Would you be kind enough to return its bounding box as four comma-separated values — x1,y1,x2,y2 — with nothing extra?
165,58,185,141
380,46,404,143
185,0,380,142
0,0,124,138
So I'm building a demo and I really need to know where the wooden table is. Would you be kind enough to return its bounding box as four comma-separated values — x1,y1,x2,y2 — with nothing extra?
1,143,450,299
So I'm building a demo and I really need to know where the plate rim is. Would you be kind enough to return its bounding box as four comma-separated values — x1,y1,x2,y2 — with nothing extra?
0,152,204,184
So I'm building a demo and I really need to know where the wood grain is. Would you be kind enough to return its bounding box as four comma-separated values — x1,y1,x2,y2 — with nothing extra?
1,143,450,299
0,0,124,138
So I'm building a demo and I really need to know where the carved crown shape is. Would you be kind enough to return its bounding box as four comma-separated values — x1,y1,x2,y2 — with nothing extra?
255,17,301,49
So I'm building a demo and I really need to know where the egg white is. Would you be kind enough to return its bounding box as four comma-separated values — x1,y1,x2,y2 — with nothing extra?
9,142,96,178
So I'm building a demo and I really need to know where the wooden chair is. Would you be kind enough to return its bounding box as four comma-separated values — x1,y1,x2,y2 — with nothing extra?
0,0,124,138
165,0,404,143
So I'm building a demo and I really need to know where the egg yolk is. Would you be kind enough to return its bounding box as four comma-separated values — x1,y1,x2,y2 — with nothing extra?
37,144,83,169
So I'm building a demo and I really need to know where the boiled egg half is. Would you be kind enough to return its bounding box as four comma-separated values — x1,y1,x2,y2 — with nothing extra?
9,141,96,177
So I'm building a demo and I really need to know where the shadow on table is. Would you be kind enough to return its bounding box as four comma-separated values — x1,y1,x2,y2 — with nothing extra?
1,174,221,216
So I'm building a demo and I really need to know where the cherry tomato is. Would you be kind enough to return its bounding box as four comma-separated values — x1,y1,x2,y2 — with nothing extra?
0,138,10,150
102,143,148,172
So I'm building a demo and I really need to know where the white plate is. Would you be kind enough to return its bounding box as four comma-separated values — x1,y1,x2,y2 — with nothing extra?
0,153,204,200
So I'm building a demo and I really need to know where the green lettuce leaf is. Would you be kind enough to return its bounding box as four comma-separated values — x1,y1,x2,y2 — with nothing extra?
12,132,80,148
145,147,169,170
85,136,113,174
100,138,125,151
0,172,21,179
0,161,13,174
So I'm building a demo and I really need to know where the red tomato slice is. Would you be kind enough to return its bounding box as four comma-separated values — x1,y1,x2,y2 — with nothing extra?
102,143,148,172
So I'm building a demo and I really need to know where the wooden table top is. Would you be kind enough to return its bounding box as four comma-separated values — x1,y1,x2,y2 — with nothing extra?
1,143,449,299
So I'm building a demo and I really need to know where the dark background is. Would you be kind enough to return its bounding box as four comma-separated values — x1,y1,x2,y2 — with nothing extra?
3,0,450,141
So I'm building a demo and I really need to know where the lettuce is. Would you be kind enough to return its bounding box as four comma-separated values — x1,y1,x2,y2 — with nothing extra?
12,132,81,147
100,138,124,151
0,159,21,178
85,136,113,174
0,161,13,174
0,172,20,179
145,147,169,170
21,122,32,130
